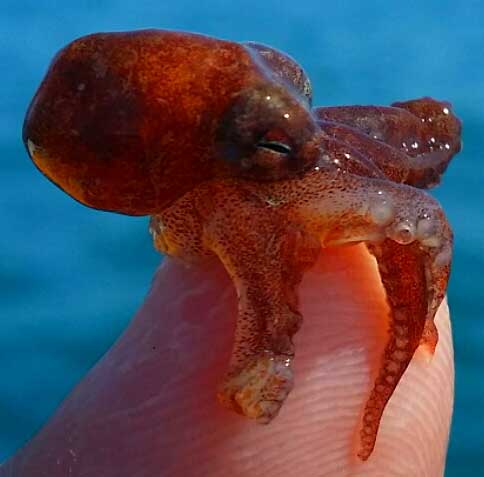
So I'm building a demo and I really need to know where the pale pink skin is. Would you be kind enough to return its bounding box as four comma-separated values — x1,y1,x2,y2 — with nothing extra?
0,245,453,477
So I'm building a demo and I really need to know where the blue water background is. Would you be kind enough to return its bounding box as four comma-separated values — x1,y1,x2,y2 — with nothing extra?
1,1,483,474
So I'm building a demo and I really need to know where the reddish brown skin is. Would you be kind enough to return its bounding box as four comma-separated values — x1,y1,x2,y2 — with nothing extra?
315,98,462,187
24,30,461,461
151,94,459,460
244,42,313,105
23,30,321,215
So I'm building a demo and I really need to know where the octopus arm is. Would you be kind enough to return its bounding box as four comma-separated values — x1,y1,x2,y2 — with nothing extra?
203,185,321,422
320,121,436,186
153,166,452,460
317,133,386,179
152,182,321,422
359,238,447,459
265,169,452,459
314,97,462,188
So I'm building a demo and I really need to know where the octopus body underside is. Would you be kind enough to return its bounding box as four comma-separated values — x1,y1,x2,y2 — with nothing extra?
151,97,460,460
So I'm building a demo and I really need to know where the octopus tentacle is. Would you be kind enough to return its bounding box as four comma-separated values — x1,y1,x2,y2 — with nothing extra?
360,234,449,460
205,191,320,422
155,183,321,422
392,97,461,157
314,97,462,188
391,98,462,188
317,133,386,179
320,120,412,183
153,167,451,459
255,169,452,457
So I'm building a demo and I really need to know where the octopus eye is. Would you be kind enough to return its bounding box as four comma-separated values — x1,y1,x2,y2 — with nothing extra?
238,130,298,179
217,84,319,180
256,139,292,155
256,128,293,155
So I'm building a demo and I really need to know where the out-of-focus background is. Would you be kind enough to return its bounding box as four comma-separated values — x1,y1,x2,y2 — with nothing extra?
1,1,482,474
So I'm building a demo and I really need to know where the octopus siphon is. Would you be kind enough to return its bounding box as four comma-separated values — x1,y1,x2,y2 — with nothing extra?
23,29,462,460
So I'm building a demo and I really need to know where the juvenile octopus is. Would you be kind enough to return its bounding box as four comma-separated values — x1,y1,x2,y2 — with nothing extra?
23,29,462,461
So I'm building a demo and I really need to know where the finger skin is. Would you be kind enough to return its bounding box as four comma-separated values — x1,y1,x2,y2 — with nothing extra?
0,245,453,477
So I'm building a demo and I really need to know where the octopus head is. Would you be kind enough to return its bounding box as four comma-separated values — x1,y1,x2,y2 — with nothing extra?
216,81,321,181
23,30,322,215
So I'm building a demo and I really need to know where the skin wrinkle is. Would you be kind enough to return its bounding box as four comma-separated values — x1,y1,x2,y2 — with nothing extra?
0,244,453,477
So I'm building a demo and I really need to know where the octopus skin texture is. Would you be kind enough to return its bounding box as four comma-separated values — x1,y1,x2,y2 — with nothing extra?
23,30,321,214
23,29,462,461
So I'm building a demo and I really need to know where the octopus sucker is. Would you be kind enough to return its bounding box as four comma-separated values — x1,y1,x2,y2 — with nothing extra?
23,29,461,461
360,240,435,460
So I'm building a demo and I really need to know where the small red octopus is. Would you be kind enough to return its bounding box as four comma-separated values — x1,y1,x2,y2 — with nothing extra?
23,29,461,460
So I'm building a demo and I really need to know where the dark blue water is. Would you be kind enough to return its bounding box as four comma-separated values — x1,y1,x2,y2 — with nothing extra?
1,1,483,474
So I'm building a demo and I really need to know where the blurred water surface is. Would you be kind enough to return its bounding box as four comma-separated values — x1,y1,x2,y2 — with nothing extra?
1,1,483,474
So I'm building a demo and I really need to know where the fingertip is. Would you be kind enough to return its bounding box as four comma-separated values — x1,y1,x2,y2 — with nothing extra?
1,246,454,477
